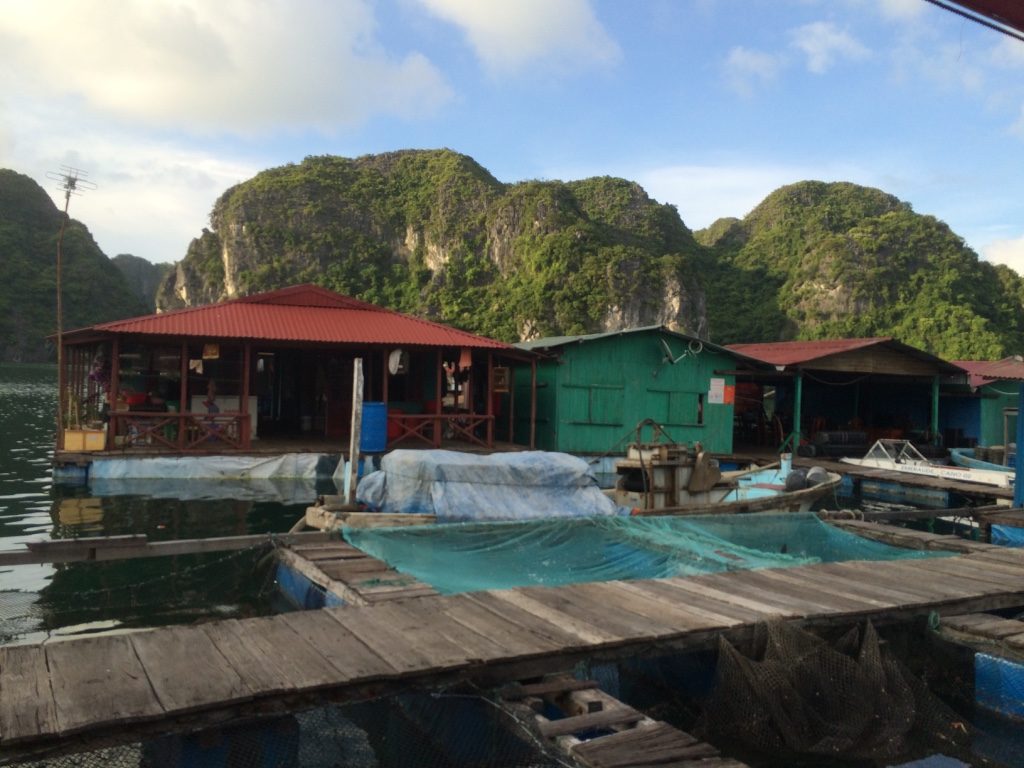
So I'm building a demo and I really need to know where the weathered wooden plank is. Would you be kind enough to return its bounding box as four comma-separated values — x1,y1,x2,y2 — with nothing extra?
201,615,344,695
731,568,886,615
0,645,58,743
502,678,599,701
444,593,572,655
47,635,164,735
280,609,397,682
910,558,1024,591
528,583,680,640
130,625,252,714
362,597,509,664
695,570,859,617
627,580,760,625
750,565,898,610
662,576,804,618
331,599,473,674
538,707,644,738
577,581,718,631
810,562,948,604
485,588,624,646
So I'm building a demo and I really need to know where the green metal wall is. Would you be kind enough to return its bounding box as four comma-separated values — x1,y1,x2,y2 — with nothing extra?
515,330,736,454
980,384,1019,447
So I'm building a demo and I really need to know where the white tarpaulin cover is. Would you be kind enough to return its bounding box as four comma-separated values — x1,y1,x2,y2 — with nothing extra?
87,454,332,503
89,453,326,480
356,449,625,521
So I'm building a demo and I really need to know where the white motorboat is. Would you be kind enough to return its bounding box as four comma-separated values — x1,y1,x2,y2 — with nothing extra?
841,439,1013,489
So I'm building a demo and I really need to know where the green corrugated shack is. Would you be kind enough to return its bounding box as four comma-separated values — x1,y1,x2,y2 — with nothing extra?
512,326,749,455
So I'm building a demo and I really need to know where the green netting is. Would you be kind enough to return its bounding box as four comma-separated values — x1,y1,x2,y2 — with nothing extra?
344,512,947,594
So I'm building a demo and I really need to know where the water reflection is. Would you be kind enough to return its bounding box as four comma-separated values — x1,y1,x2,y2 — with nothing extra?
0,364,333,643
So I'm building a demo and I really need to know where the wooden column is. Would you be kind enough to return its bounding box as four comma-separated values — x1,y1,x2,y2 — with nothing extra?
109,338,121,450
530,358,537,450
508,364,516,445
346,358,364,506
931,375,941,446
435,348,443,448
382,349,389,407
486,352,494,447
178,341,188,449
241,344,251,448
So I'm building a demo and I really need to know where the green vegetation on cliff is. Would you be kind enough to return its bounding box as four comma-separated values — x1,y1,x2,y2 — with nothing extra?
159,150,705,341
0,170,148,362
695,181,1024,359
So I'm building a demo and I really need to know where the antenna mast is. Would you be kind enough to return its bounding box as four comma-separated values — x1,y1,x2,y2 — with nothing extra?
45,165,97,448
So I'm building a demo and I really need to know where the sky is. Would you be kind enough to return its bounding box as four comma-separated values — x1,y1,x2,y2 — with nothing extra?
2,0,1024,273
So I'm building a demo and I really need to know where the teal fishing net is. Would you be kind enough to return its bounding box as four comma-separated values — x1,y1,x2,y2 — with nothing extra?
344,512,946,594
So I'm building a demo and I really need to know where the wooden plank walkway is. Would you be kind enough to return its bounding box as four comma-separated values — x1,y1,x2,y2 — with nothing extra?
276,539,438,605
939,612,1024,662
4,545,1024,758
795,457,1014,501
499,673,748,768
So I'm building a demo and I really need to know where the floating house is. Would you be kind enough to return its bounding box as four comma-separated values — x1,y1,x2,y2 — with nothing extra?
57,285,538,461
945,359,1020,449
726,337,967,456
513,327,750,456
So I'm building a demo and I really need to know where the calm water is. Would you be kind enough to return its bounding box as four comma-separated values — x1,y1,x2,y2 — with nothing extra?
0,363,326,643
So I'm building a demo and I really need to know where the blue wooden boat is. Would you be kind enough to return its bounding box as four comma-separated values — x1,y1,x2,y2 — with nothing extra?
949,446,1013,473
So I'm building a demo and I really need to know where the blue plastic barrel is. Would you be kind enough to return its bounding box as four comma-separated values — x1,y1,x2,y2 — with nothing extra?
360,402,388,452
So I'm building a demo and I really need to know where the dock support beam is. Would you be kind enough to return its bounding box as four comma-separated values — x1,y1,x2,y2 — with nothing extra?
932,375,941,446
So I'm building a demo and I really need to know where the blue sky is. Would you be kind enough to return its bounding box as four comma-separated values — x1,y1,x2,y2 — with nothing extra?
3,0,1024,272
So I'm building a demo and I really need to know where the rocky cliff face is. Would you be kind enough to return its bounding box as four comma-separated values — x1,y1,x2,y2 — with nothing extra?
156,150,707,341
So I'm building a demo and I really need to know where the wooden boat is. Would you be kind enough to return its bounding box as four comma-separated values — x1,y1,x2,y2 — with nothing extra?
842,439,1013,489
610,442,842,516
949,446,1014,473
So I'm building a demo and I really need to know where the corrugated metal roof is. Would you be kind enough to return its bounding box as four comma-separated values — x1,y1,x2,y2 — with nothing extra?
76,284,513,350
515,325,750,362
726,338,892,366
954,360,1001,389
727,337,964,375
970,356,1024,383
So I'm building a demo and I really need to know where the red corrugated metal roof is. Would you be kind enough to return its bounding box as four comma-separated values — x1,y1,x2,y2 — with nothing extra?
78,284,513,350
726,338,893,367
953,360,1000,388
970,356,1024,383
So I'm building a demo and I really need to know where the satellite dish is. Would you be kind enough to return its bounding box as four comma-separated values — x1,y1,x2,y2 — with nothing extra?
388,349,409,375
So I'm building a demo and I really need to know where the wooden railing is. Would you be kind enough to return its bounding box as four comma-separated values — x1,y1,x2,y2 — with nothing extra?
388,413,494,448
108,411,247,451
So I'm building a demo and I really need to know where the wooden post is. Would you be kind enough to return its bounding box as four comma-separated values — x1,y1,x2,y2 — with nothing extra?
241,344,251,448
792,371,803,450
382,349,389,408
530,358,537,450
435,349,443,447
346,358,364,506
109,338,121,449
508,364,516,445
178,341,188,449
486,351,494,447
931,375,941,446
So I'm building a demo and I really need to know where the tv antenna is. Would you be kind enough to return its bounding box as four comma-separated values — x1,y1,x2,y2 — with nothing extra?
46,165,97,446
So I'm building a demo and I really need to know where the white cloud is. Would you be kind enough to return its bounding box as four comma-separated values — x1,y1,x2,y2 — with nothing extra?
791,21,869,74
723,47,786,97
876,0,925,21
416,0,620,76
983,235,1024,274
0,0,453,134
633,163,829,229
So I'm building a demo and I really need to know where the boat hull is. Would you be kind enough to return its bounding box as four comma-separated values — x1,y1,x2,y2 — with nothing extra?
630,472,842,516
949,447,1013,473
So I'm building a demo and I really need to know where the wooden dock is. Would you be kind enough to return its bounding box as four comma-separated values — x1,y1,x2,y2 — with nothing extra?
276,538,438,605
939,612,1024,662
499,672,747,768
4,540,1024,759
795,456,1014,502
